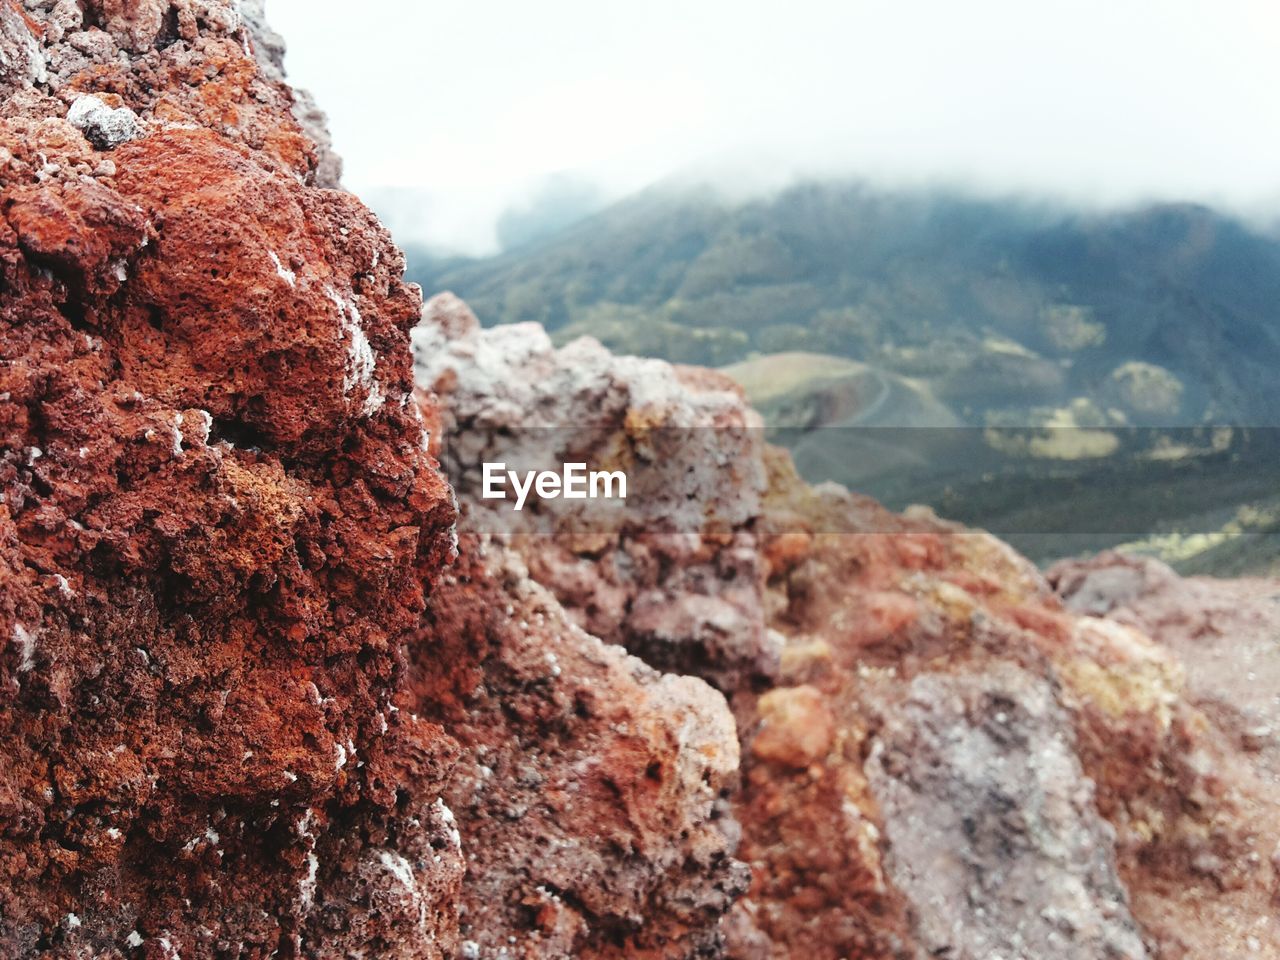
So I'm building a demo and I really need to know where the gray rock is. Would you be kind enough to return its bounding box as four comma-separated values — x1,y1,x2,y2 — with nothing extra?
866,662,1149,960
413,292,776,692
67,94,139,150
0,3,46,91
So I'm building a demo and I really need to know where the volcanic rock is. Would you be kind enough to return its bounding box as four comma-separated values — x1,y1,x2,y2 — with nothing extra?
1,4,452,957
66,94,138,149
1051,551,1280,958
414,292,778,696
416,298,1280,958
407,541,746,957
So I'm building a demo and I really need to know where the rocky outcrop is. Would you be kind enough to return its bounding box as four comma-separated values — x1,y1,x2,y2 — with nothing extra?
414,299,1280,958
1050,552,1280,959
0,3,465,957
1,4,753,958
3,4,1277,960
414,294,777,696
739,491,1273,958
408,542,746,957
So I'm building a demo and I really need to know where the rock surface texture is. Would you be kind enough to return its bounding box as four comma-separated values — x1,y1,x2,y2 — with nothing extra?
1,2,465,957
413,294,776,696
2,4,1277,960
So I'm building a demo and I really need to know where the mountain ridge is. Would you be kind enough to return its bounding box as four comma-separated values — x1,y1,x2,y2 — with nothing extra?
407,181,1280,426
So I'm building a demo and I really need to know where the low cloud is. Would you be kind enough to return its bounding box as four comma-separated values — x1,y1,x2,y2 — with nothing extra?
270,0,1280,254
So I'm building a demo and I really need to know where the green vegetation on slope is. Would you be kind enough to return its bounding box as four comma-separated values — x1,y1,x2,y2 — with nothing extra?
408,181,1280,427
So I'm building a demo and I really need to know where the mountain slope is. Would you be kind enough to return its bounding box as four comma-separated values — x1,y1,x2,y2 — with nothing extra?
408,182,1280,426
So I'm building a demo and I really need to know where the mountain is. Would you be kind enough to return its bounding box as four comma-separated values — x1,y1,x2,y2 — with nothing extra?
407,182,1280,427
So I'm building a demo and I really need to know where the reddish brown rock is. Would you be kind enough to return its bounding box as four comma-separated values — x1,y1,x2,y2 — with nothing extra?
415,296,1279,958
408,539,746,957
1050,552,1280,959
2,7,752,959
1,3,459,957
749,686,833,770
720,469,1280,959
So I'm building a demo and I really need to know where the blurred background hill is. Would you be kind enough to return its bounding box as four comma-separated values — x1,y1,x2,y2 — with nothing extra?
404,181,1280,572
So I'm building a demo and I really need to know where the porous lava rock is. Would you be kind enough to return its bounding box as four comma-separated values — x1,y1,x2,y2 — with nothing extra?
2,3,456,957
414,293,778,698
407,540,746,957
416,298,1280,959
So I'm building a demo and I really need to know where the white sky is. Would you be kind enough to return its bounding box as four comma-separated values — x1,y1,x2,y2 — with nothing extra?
267,0,1280,254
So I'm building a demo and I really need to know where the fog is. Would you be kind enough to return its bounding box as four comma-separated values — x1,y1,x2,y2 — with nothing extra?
267,0,1280,255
